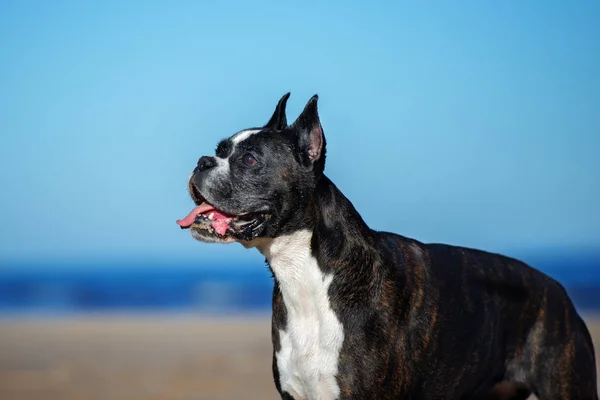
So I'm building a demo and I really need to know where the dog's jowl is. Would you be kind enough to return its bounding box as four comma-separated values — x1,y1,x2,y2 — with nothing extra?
177,93,598,400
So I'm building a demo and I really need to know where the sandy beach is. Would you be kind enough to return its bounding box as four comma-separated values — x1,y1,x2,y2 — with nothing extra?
0,314,598,400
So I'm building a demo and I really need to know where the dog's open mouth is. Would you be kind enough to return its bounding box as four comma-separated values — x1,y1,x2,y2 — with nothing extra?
176,202,236,235
176,191,268,241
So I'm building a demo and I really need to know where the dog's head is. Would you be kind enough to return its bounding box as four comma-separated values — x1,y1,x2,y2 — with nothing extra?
177,93,326,244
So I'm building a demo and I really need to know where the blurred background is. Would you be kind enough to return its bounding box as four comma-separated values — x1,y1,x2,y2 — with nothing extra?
0,1,599,399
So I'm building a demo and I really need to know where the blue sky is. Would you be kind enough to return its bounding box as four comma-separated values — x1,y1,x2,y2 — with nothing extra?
0,1,598,265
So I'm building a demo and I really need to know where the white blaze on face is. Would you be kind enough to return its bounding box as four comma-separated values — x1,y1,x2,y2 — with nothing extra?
231,128,261,147
256,230,344,400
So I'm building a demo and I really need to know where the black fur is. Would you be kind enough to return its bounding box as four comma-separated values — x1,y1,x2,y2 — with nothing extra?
183,94,598,399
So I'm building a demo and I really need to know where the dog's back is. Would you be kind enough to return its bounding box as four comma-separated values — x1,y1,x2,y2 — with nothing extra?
377,233,598,399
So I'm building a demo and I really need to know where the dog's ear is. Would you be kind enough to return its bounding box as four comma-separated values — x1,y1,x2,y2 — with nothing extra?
291,94,326,174
264,92,291,130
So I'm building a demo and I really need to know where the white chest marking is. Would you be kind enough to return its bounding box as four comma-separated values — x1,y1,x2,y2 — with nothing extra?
257,230,345,400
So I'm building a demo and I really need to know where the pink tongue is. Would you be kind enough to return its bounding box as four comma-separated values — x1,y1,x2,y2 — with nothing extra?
212,219,230,236
176,203,233,236
176,203,215,228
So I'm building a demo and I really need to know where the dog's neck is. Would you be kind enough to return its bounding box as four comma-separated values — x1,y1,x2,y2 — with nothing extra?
311,175,374,247
251,176,379,399
256,228,315,296
254,175,378,282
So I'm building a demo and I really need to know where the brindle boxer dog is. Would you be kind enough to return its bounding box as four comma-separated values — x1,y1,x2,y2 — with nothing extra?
177,93,598,399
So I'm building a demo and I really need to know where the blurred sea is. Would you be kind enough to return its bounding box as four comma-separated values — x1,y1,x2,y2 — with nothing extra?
0,251,599,316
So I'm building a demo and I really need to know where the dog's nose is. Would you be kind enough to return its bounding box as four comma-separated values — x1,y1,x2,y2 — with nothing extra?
197,156,217,172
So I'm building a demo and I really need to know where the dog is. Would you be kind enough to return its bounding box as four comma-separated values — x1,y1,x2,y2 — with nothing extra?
177,93,598,399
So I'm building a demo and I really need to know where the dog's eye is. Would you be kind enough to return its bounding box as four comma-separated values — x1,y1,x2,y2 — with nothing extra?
242,153,257,166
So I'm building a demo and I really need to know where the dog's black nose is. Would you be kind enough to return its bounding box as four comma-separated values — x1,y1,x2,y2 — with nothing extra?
197,156,217,172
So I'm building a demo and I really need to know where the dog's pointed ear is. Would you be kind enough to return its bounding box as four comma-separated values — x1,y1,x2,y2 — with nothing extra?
291,95,326,173
264,92,291,130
